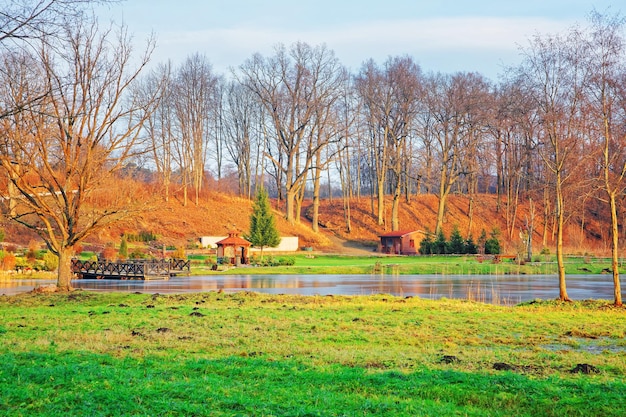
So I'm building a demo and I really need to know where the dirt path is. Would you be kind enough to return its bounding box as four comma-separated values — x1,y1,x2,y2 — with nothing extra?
326,234,378,255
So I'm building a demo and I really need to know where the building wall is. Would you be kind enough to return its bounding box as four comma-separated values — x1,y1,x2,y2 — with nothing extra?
250,236,299,253
400,234,419,255
199,236,226,248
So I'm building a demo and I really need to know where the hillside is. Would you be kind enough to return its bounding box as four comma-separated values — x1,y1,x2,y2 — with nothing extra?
2,191,609,256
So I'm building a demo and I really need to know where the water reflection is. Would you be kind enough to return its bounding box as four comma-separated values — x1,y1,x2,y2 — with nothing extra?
1,274,617,304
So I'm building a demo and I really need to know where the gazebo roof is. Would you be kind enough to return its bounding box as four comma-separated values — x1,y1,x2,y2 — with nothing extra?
216,231,251,247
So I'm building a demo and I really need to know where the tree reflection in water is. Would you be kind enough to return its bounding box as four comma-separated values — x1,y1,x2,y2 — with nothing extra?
1,274,615,305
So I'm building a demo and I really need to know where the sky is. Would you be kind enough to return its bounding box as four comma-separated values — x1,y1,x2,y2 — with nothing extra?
96,0,622,80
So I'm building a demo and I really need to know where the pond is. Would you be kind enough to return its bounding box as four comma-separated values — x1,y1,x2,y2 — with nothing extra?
0,274,617,304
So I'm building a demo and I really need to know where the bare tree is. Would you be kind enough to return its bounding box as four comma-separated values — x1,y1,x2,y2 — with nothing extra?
171,53,218,206
0,1,113,119
586,10,626,306
355,57,422,230
0,19,157,291
355,59,391,227
141,62,173,201
0,0,112,45
238,42,344,225
518,28,590,301
222,80,261,198
424,72,487,235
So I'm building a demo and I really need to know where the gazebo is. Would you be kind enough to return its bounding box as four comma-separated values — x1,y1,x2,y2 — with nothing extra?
216,231,251,265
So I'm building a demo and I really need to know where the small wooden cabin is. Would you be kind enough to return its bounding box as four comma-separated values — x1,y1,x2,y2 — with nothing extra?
216,231,251,265
379,230,421,255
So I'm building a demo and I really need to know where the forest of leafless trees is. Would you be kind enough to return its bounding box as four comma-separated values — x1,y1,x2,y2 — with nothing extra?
0,2,624,303
137,11,626,304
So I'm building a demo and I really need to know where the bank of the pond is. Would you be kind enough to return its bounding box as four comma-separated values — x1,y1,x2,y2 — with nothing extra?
190,254,618,276
0,292,624,416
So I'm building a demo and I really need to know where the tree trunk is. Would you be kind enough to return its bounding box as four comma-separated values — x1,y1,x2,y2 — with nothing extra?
391,185,401,231
526,199,535,263
555,176,570,301
285,188,296,225
467,195,474,239
57,246,75,292
609,193,623,306
312,168,322,233
377,177,385,227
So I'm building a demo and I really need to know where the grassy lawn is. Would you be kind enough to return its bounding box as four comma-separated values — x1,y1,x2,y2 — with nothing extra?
192,253,618,276
1,292,624,416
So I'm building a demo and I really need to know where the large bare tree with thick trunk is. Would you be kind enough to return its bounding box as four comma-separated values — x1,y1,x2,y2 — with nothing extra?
0,18,156,291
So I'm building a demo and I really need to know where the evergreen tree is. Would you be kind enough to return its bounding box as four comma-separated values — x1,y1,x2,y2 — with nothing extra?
485,228,501,255
448,225,465,254
464,234,478,255
119,237,128,259
477,229,488,255
434,229,447,254
245,187,281,261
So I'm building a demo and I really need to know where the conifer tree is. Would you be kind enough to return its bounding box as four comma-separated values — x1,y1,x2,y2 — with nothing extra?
448,225,465,254
246,188,281,261
119,237,128,259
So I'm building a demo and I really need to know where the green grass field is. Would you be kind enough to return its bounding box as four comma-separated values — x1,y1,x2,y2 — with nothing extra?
191,253,618,276
1,292,624,416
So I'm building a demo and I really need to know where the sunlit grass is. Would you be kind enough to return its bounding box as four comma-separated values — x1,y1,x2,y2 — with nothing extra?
193,253,616,276
1,292,624,416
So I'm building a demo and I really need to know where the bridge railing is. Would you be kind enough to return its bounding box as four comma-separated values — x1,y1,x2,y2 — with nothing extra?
71,258,191,279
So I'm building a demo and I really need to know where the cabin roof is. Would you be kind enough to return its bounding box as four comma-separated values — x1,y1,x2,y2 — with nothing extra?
378,230,418,238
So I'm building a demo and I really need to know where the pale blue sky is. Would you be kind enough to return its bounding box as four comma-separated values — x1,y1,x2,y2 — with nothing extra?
97,0,621,80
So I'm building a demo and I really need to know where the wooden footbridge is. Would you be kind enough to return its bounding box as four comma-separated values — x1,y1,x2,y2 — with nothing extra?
71,259,190,280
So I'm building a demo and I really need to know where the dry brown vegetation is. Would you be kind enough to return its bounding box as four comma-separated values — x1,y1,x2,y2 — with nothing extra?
1,189,609,255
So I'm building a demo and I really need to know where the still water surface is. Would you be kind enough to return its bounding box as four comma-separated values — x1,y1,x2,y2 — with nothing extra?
0,274,616,304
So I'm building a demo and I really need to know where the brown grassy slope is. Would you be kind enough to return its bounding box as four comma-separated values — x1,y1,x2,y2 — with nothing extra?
313,193,608,255
106,192,607,255
94,193,332,250
2,190,608,255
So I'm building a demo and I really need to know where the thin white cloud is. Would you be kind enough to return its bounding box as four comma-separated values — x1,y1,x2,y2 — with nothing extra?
148,16,577,77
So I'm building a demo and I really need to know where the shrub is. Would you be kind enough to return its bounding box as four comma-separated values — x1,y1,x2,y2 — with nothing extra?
0,251,16,270
43,251,59,271
172,247,186,259
139,231,158,242
26,240,39,262
101,246,117,261
129,250,149,259
484,228,501,255
278,257,295,266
